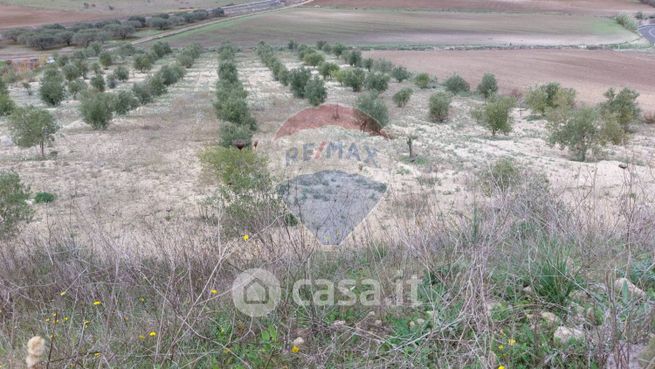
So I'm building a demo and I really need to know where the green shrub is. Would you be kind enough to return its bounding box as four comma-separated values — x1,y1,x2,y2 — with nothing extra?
158,64,185,85
615,13,638,32
39,70,66,106
80,92,114,129
429,92,452,123
362,58,374,71
341,68,366,92
34,192,56,204
356,92,389,130
215,95,256,129
218,122,254,148
444,74,470,95
393,88,413,108
304,76,327,106
599,87,640,129
108,74,118,89
0,171,33,238
0,94,16,117
90,74,105,92
0,78,7,95
531,241,578,311
303,51,325,67
525,82,576,116
332,43,346,56
478,158,521,194
133,54,153,73
477,73,498,99
372,59,394,74
472,95,517,136
99,51,113,67
318,62,340,80
113,90,139,115
289,67,311,98
546,107,603,161
391,66,411,82
62,63,81,81
176,53,194,68
364,72,390,92
218,61,239,83
346,50,362,66
151,41,172,58
147,74,167,96
414,73,432,89
8,106,59,157
112,66,129,81
67,79,87,99
132,82,153,105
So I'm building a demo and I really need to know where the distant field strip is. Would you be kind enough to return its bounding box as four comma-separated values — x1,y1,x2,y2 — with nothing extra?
367,49,655,111
161,7,636,48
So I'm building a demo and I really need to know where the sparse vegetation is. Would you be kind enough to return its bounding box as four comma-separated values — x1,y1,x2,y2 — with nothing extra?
547,106,605,161
304,76,328,106
477,73,498,99
39,66,66,106
429,92,452,123
0,171,32,238
414,72,432,89
356,91,389,130
364,72,390,92
525,82,576,116
473,95,517,136
444,73,471,95
8,106,59,158
392,66,411,82
393,88,413,107
80,92,114,129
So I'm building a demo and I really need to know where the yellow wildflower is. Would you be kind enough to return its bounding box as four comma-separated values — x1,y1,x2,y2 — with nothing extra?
93,300,102,306
291,345,300,353
210,289,219,295
64,317,69,321
242,234,250,241
138,335,145,340
94,352,101,358
149,331,157,337
508,338,517,346
83,320,91,327
498,344,505,351
498,366,506,369
59,291,66,297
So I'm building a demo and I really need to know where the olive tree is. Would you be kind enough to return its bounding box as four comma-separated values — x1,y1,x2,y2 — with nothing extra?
547,107,603,161
8,106,59,158
304,76,327,106
472,95,517,136
429,92,452,123
477,73,498,99
355,92,389,131
80,92,114,129
0,171,33,238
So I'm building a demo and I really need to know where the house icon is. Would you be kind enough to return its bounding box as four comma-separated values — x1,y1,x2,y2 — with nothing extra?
232,268,281,317
244,278,270,305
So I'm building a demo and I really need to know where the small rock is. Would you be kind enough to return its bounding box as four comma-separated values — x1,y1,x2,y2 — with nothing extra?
366,311,375,318
332,320,346,328
292,337,305,347
540,311,561,325
554,326,585,344
373,320,382,326
416,318,425,325
409,321,416,328
614,278,646,298
523,286,534,295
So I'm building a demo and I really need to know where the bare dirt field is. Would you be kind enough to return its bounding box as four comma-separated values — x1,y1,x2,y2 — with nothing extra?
310,0,653,16
165,7,637,48
0,0,251,21
367,48,655,112
0,4,109,29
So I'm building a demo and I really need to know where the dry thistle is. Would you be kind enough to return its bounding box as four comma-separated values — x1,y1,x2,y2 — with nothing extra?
26,336,46,369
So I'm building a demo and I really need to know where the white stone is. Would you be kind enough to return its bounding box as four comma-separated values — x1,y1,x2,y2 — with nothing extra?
614,278,646,298
554,326,584,344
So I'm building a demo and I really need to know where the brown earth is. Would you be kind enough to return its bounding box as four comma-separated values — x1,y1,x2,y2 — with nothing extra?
0,4,110,29
310,0,652,16
366,48,655,112
164,7,636,48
